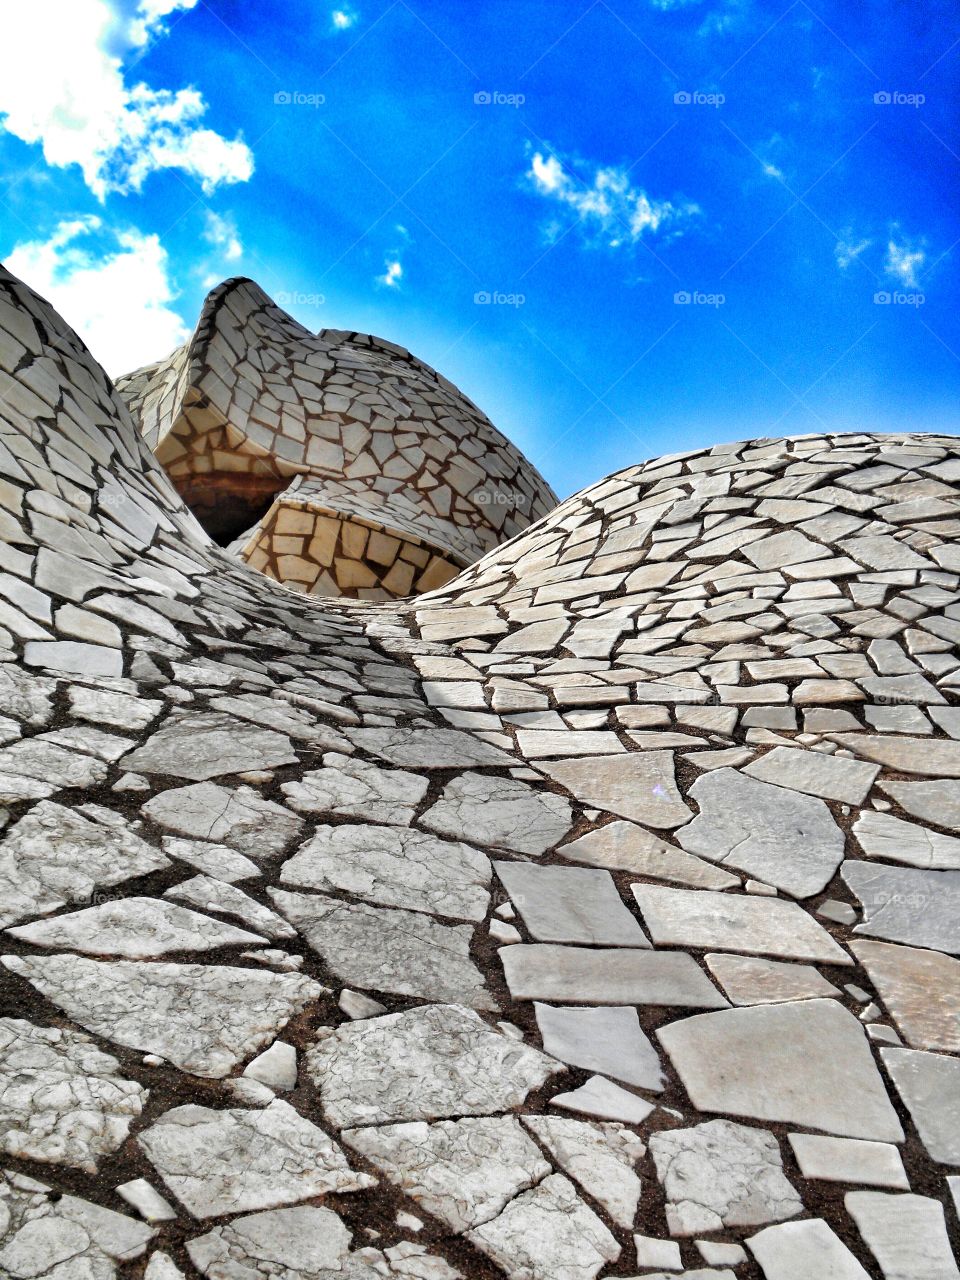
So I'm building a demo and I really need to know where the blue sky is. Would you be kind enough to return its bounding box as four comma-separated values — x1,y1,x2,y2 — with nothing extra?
1,0,957,497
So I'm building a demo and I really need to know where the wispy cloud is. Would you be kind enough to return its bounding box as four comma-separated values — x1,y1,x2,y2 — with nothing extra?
885,232,925,288
375,224,409,289
330,6,358,31
203,210,243,262
4,215,190,375
0,0,254,199
525,148,697,251
834,233,873,270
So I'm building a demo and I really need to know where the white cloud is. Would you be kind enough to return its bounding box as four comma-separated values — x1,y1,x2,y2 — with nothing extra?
0,0,253,200
835,234,872,270
331,6,358,30
378,259,403,288
526,149,696,250
4,216,190,376
885,235,925,288
203,211,243,261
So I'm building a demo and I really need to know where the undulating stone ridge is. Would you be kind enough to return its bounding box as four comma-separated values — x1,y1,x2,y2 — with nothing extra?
116,278,557,600
0,258,959,1276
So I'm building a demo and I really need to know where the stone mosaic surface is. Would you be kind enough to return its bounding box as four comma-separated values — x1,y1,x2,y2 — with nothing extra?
0,261,959,1275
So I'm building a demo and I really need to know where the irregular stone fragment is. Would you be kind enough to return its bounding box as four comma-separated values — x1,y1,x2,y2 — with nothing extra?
116,1179,177,1223
705,954,841,1005
632,886,851,965
281,753,428,823
743,747,879,805
494,862,647,946
657,1000,904,1141
845,1191,959,1280
853,940,960,1051
748,1219,871,1279
123,712,297,780
2,954,322,1078
344,1116,550,1232
145,1251,186,1279
558,820,739,890
466,1173,620,1280
536,752,692,828
280,824,490,920
162,836,261,883
138,1100,374,1217
853,809,960,869
832,733,960,776
307,1004,562,1127
677,768,845,898
271,889,493,1008
7,897,265,956
243,1041,297,1091
501,943,729,1007
879,779,960,831
549,1075,655,1125
346,727,515,768
880,1047,960,1164
787,1135,908,1189
0,801,168,928
0,1017,146,1173
535,1003,665,1090
419,772,572,855
165,875,296,940
523,1115,644,1229
649,1118,802,1236
842,862,960,954
185,1206,360,1279
143,783,303,861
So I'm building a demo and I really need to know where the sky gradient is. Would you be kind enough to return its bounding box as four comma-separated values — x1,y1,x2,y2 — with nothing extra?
1,0,957,498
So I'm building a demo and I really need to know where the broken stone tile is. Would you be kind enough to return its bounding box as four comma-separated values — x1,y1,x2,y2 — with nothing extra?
536,752,692,828
161,836,260,883
852,810,960,869
0,801,169,928
558,820,738,890
2,953,322,1078
535,1003,664,1090
346,726,515,768
243,1041,297,1092
880,1047,960,1164
466,1173,620,1280
787,1135,908,1189
879,779,960,830
842,862,960,953
747,1219,871,1279
138,1100,374,1217
185,1206,360,1280
649,1118,802,1236
281,753,428,824
7,896,265,956
633,1235,682,1270
501,943,729,1007
522,1115,644,1228
853,939,960,1051
280,824,490,921
344,1116,549,1232
307,1003,561,1127
704,954,841,1005
123,712,297,780
697,1240,747,1266
676,768,844,898
548,1074,655,1125
845,1190,959,1280
143,782,303,861
743,747,879,805
0,1017,146,1173
494,862,647,946
116,1179,177,1223
165,875,295,940
271,889,493,1008
832,733,960,776
632,886,851,965
419,772,572,855
658,999,904,1141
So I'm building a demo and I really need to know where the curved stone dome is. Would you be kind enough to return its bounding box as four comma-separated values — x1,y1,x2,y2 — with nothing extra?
1,260,960,1276
116,278,557,599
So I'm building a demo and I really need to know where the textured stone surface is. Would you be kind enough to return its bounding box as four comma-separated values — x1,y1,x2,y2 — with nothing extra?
535,1002,665,1090
522,1116,644,1229
747,1219,871,1279
845,1191,960,1280
501,943,729,1006
853,940,960,1051
788,1134,908,1189
843,862,960,954
704,954,841,1005
494,862,647,946
536,752,692,828
420,772,572,855
880,1047,960,1164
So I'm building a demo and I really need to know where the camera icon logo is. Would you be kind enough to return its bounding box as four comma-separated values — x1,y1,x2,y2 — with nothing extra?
873,91,892,104
274,90,292,105
474,290,491,304
674,290,692,304
674,91,692,105
474,91,492,105
873,291,892,304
